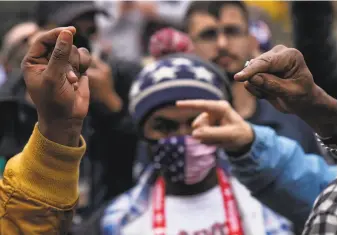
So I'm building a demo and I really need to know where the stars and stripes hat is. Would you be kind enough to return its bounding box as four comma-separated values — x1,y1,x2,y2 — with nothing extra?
129,53,232,126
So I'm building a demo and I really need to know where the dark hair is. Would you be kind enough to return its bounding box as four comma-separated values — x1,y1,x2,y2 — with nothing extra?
184,1,249,32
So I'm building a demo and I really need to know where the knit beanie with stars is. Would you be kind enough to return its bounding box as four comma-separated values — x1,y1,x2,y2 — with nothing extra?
129,53,232,126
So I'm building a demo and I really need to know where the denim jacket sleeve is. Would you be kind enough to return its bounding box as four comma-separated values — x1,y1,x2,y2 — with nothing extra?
228,124,337,230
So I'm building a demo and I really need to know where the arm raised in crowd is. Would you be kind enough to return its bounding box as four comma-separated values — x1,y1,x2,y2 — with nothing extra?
176,100,337,230
0,27,91,234
235,45,337,139
291,1,337,99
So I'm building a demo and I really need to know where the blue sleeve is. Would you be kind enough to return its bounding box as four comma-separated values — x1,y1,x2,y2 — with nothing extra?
228,124,337,230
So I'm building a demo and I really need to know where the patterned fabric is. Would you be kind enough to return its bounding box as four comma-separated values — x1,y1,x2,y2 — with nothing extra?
129,56,230,125
152,135,217,185
249,20,272,52
149,27,194,59
101,165,293,235
302,179,337,235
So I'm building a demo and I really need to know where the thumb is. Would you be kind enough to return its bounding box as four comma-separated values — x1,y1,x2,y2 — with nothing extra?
248,73,289,97
46,29,73,77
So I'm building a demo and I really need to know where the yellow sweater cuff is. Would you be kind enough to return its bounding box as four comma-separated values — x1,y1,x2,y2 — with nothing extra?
3,124,86,209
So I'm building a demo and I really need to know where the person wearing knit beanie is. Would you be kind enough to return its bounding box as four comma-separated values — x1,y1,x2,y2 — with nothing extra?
101,54,293,235
129,53,230,128
148,27,194,60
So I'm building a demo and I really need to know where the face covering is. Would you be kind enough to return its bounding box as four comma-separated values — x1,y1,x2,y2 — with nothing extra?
151,135,217,185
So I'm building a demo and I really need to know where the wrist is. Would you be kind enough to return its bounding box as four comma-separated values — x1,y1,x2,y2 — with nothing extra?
301,85,337,137
226,124,255,156
38,117,83,147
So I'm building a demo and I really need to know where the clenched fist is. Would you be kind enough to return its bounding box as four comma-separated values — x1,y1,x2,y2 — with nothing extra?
234,45,337,137
21,27,91,146
234,45,315,114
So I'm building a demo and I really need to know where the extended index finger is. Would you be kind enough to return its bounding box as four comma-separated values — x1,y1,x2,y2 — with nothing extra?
176,100,236,121
234,52,273,82
234,45,290,82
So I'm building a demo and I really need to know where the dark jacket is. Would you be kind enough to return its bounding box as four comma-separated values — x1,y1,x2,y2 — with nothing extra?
292,1,337,98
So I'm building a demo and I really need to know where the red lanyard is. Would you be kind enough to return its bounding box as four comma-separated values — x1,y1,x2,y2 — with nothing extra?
152,168,244,235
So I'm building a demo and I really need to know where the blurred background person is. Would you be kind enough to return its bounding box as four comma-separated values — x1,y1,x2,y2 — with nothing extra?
0,22,38,86
133,27,195,179
95,0,191,63
0,21,39,176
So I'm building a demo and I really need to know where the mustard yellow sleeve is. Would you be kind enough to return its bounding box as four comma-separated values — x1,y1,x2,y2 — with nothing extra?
0,124,86,234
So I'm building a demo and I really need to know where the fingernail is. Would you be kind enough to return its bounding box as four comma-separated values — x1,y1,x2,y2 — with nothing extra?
60,30,72,41
235,71,245,77
66,26,76,34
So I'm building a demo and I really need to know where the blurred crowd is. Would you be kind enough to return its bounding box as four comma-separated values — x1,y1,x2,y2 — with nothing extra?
1,1,337,235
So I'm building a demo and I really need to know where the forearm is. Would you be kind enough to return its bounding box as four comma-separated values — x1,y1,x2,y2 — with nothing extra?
0,124,86,234
302,85,337,137
228,125,337,228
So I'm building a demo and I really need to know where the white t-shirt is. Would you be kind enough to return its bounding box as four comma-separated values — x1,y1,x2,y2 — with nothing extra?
121,177,291,235
123,186,227,235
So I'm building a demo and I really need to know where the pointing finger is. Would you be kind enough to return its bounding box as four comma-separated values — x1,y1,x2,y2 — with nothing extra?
192,126,232,145
248,73,289,96
234,52,272,82
176,100,235,121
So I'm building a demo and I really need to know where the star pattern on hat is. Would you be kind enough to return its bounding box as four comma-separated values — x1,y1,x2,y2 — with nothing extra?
129,56,224,103
152,66,178,83
170,58,193,66
129,80,142,98
139,61,159,77
190,66,214,83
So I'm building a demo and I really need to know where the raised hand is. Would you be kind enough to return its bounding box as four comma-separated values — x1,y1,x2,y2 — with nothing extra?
234,45,317,114
234,45,337,137
176,100,254,153
21,27,92,146
86,56,122,112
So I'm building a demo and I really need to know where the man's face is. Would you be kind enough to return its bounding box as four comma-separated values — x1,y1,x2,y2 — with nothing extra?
143,105,201,140
187,5,252,74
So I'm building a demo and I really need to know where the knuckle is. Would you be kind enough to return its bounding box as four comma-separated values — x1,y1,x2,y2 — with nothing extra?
71,45,79,56
218,100,229,110
288,48,304,61
272,44,287,52
288,48,302,57
52,47,67,61
78,47,90,57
